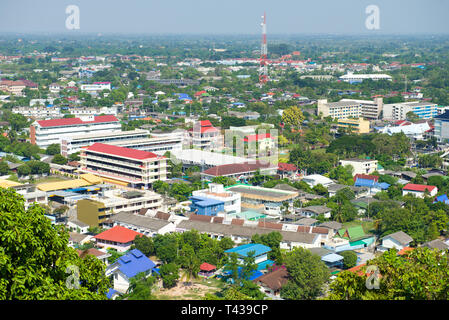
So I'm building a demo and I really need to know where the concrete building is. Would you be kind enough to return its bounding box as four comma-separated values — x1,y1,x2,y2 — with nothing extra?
189,196,225,216
433,110,449,142
187,120,222,151
337,117,370,134
60,129,150,156
339,159,378,175
383,101,438,120
76,189,163,227
318,98,383,120
339,72,392,83
30,115,121,149
192,183,241,215
226,185,298,217
79,143,167,189
80,82,111,93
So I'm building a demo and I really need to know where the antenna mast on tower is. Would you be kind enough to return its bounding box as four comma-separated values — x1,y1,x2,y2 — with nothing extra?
259,12,268,85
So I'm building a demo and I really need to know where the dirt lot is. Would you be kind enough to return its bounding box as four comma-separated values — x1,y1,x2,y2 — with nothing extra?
153,277,225,300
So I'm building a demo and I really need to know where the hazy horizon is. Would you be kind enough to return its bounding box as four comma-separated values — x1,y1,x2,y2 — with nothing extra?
0,0,448,35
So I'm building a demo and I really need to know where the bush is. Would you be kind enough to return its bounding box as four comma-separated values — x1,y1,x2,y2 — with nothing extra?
340,251,358,269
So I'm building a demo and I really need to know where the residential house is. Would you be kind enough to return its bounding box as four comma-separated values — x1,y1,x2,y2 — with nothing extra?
377,231,413,253
402,183,438,198
77,248,111,266
296,205,332,219
93,225,143,252
253,267,289,298
105,249,157,294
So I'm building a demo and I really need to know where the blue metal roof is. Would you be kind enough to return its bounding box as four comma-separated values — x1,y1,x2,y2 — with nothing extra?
434,194,449,204
189,196,224,208
354,178,390,190
225,243,272,257
106,288,119,299
321,253,344,263
115,249,156,279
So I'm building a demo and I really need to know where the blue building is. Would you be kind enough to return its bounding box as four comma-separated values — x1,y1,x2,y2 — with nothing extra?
105,249,157,295
354,178,390,194
225,243,274,270
189,196,225,216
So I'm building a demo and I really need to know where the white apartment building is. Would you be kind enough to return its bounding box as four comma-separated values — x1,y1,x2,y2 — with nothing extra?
79,143,167,189
187,120,223,151
383,101,438,120
60,129,150,156
30,115,121,149
317,98,383,120
339,159,379,175
192,183,241,215
12,106,61,119
80,82,111,93
339,72,392,83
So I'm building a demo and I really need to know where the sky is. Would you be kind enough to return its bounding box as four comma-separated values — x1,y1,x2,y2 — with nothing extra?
0,0,448,35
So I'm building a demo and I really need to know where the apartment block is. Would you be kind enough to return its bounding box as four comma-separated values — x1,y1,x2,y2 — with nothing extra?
60,129,150,156
30,115,121,149
383,101,438,120
79,143,167,189
339,159,379,175
77,189,163,227
318,98,383,120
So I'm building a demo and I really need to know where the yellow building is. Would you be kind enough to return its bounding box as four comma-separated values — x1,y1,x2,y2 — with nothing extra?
337,118,370,134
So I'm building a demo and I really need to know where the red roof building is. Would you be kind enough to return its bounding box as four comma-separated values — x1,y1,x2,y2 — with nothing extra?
402,183,438,198
80,143,167,188
94,226,143,252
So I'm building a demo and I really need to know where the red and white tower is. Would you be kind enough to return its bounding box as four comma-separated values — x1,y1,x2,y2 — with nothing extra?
259,12,268,85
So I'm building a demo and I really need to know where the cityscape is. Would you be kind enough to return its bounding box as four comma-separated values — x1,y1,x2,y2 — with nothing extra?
1,0,449,307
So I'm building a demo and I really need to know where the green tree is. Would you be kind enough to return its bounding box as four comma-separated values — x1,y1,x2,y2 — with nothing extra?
52,154,68,165
121,272,156,300
132,235,154,257
327,247,449,300
0,161,10,175
340,251,358,269
159,262,179,289
0,188,109,299
280,247,330,300
282,106,305,128
45,144,61,155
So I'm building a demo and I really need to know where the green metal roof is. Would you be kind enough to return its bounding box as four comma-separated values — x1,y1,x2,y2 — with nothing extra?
337,225,366,241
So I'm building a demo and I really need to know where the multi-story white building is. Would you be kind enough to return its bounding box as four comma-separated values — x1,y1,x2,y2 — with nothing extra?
79,143,167,189
80,82,111,93
317,98,383,120
187,120,223,151
12,106,61,119
192,183,241,215
339,158,379,175
30,115,121,149
339,72,392,83
383,101,438,120
60,129,150,156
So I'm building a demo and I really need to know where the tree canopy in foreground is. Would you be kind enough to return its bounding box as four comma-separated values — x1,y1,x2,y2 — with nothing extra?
0,188,110,299
327,247,449,300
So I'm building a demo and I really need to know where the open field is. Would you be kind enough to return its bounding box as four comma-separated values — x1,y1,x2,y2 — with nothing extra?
152,277,226,300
